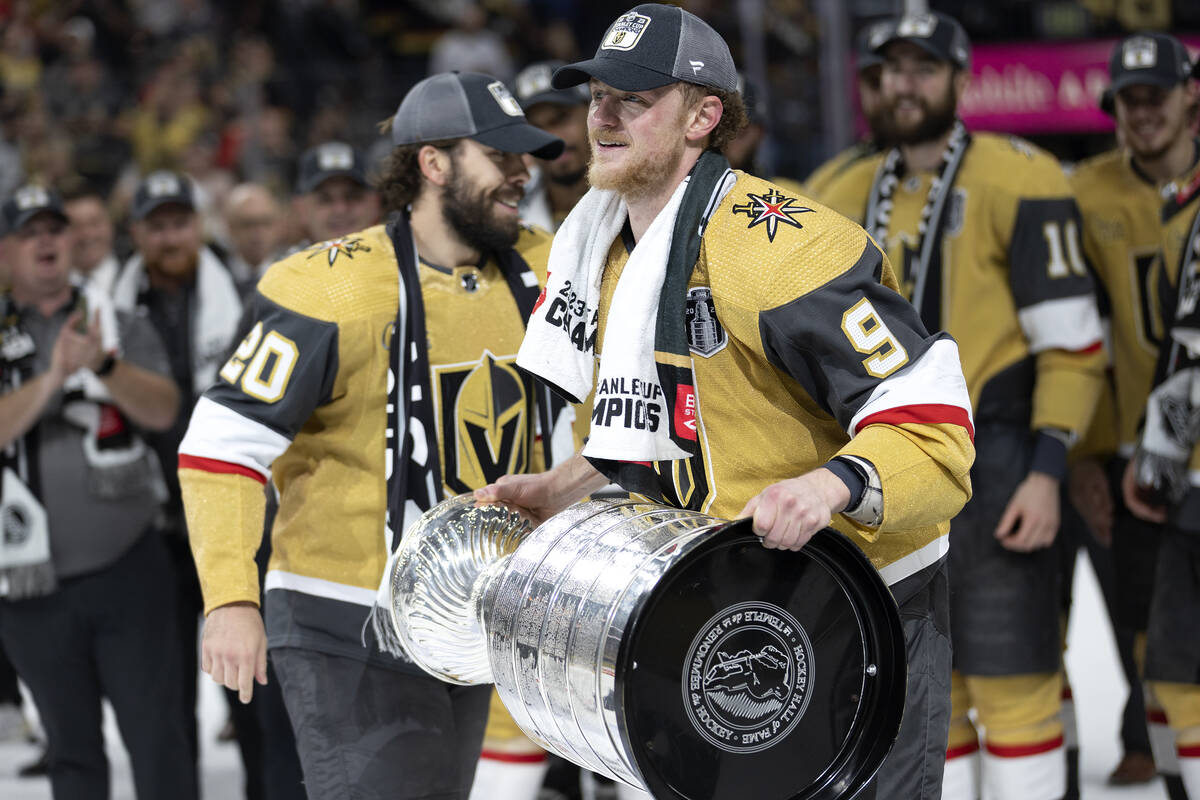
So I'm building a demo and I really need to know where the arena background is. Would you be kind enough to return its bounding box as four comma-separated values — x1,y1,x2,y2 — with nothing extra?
0,0,1198,797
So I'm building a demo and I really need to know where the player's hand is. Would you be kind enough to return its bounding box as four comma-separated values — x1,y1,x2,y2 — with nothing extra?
738,468,850,551
1120,457,1169,524
1067,458,1113,546
475,472,570,527
202,602,268,704
51,310,104,379
995,472,1060,552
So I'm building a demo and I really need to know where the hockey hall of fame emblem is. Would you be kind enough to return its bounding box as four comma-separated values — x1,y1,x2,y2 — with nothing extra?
682,600,815,754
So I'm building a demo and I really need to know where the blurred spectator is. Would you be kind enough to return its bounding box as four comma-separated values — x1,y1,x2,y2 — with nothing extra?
513,60,590,232
64,188,120,294
722,73,805,196
112,170,243,780
0,183,190,800
224,183,286,292
293,141,379,245
429,3,516,83
129,61,211,173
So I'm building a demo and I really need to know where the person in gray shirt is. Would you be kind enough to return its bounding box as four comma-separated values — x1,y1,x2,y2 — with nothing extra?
0,183,193,800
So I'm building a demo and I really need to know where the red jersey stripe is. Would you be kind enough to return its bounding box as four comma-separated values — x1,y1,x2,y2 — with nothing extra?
855,403,975,440
479,749,549,764
985,735,1064,758
178,454,268,485
946,740,981,760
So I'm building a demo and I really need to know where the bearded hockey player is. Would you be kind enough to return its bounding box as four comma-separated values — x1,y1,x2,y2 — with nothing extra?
820,11,1106,800
176,72,576,800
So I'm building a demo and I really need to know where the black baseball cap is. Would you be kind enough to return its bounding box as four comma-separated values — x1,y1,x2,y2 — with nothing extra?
390,72,564,160
514,61,590,110
131,170,195,220
1107,33,1196,100
869,11,971,71
297,141,369,194
2,184,68,234
856,20,891,72
552,4,738,93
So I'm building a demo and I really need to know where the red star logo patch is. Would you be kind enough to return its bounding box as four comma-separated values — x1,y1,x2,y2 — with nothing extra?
731,189,813,242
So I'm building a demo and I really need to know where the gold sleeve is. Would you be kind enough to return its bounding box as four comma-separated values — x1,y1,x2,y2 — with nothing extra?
179,468,268,615
1032,346,1107,437
835,421,975,538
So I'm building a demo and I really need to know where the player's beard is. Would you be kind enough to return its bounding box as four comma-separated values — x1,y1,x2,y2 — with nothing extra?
887,82,958,146
587,131,687,200
441,164,522,256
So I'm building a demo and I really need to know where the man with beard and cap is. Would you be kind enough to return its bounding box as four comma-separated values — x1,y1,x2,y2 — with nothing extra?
1124,62,1200,797
1068,33,1200,797
111,168,247,784
0,183,189,799
477,5,976,799
514,59,591,232
803,19,892,200
293,141,380,247
821,12,1107,800
176,72,575,800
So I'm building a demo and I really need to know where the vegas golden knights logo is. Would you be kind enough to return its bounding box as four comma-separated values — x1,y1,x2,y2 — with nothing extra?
436,351,531,494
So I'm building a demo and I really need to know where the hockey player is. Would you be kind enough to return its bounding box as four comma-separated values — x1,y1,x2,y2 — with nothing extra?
1068,32,1200,796
1124,112,1200,799
819,12,1106,800
177,72,569,800
477,5,976,798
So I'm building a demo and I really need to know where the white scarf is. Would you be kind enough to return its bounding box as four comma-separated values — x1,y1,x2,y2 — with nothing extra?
112,246,242,393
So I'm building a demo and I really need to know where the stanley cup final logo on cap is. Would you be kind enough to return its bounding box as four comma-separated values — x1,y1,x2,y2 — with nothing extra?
14,185,50,211
146,171,182,197
896,13,938,39
682,601,815,754
488,81,524,117
317,142,355,170
1123,36,1158,69
602,12,651,52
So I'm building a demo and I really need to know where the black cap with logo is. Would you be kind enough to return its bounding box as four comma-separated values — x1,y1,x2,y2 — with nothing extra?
856,20,892,72
1101,33,1197,115
2,184,68,234
131,170,196,220
869,11,971,71
514,61,590,110
390,72,564,160
297,142,369,194
551,3,738,93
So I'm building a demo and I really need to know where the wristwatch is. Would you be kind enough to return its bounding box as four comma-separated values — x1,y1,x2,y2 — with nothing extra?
95,352,118,377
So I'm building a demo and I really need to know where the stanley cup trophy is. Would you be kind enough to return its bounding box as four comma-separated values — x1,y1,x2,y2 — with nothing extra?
382,495,907,800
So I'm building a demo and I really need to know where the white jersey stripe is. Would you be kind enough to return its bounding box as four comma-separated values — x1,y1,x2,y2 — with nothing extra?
177,396,291,481
1017,295,1104,354
848,338,974,436
264,570,378,607
876,533,949,586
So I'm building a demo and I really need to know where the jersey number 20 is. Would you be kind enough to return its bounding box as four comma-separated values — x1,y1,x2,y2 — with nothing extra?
219,321,299,403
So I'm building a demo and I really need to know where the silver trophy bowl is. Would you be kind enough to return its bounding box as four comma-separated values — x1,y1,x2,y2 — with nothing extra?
384,495,906,800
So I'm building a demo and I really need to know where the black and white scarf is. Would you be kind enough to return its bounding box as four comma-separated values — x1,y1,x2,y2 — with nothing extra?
864,120,972,332
370,211,559,657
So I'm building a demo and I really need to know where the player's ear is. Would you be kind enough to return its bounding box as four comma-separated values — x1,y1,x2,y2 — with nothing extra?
418,144,452,188
687,95,723,145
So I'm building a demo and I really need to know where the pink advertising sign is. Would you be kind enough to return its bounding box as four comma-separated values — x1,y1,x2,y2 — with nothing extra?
958,37,1200,134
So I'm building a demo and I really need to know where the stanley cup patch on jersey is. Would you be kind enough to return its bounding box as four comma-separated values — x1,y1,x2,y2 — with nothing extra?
434,350,531,494
686,287,727,357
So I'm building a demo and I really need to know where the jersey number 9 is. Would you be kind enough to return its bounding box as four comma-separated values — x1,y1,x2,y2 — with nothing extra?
219,321,300,403
841,298,910,379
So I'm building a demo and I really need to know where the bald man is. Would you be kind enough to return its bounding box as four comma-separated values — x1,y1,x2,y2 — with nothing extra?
224,183,286,293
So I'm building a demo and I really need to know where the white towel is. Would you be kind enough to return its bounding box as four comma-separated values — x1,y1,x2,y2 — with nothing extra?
112,246,243,393
517,178,696,463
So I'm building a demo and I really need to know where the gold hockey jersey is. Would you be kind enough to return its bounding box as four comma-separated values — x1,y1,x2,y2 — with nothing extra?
803,140,879,203
821,134,1106,438
588,172,976,589
177,223,561,662
1070,148,1188,455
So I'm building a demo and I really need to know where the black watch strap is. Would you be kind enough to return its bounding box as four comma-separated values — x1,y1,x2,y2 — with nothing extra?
95,353,118,377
